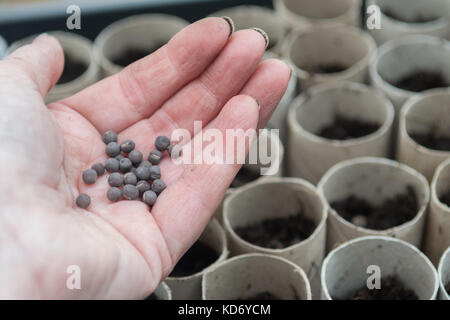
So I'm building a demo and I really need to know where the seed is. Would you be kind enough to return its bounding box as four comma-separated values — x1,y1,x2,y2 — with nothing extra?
106,142,121,157
168,144,182,159
102,130,118,144
149,166,161,180
108,172,124,187
82,169,97,184
139,160,152,169
151,179,166,194
136,180,151,195
148,150,162,165
128,150,143,166
105,158,120,173
115,154,125,161
119,158,133,172
91,163,105,176
136,166,151,180
76,193,91,209
124,172,138,185
155,136,170,151
123,184,139,200
130,166,137,175
107,187,122,202
120,140,135,153
143,190,157,206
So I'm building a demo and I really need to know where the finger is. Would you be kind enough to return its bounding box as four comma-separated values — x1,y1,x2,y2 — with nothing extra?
2,34,64,97
152,95,259,262
61,17,233,134
119,29,267,150
137,58,292,187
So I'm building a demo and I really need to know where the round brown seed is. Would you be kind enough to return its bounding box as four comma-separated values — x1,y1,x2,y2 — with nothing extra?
143,190,157,206
124,172,138,185
139,160,152,170
107,187,122,202
108,172,124,187
82,169,97,184
136,180,151,195
123,184,139,200
105,158,120,173
136,166,151,181
120,140,135,153
102,130,118,144
151,179,166,194
119,158,133,172
148,150,162,165
155,136,170,151
106,142,121,157
128,150,143,166
91,163,105,176
76,193,91,209
149,166,161,180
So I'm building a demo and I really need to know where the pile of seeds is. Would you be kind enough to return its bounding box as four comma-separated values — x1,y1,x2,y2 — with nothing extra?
75,130,173,209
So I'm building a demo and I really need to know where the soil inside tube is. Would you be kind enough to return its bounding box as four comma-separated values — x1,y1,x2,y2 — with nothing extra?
317,115,380,140
331,186,418,230
112,43,165,67
346,276,419,300
446,282,450,295
382,9,439,23
230,166,261,188
235,212,316,249
306,63,348,74
392,71,449,92
410,131,450,152
57,53,87,84
169,241,219,277
241,292,281,300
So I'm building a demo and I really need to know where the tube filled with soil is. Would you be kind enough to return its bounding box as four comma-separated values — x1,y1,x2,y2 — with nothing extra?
94,14,188,76
438,246,450,300
288,82,394,184
165,219,227,300
284,24,376,91
209,6,286,54
7,31,100,103
369,35,450,113
145,282,172,300
367,0,450,45
223,177,327,298
202,253,311,300
274,0,360,31
423,158,450,266
321,236,439,300
397,89,450,181
318,157,429,250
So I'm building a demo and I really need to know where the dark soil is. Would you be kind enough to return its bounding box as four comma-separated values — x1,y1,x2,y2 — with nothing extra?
392,71,449,92
230,167,261,188
235,212,316,249
347,276,418,300
307,63,348,74
57,53,87,84
410,131,450,151
241,292,281,300
446,282,450,295
439,190,450,208
169,241,219,277
383,9,439,23
112,43,165,67
317,115,380,140
145,293,158,300
331,186,418,230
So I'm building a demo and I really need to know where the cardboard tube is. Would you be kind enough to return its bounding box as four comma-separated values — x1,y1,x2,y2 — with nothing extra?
7,31,100,103
274,0,361,30
369,35,450,113
202,253,311,300
423,158,450,266
209,5,286,54
367,0,450,45
165,219,228,300
397,89,450,181
149,282,172,300
0,35,7,59
94,14,188,77
317,157,430,250
284,24,376,91
438,247,450,300
287,81,394,184
321,236,439,300
223,177,327,298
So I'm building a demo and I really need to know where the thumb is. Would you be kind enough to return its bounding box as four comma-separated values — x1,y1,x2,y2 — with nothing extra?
4,33,64,97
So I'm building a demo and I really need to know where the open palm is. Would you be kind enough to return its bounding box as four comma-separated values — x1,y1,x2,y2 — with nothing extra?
0,18,290,299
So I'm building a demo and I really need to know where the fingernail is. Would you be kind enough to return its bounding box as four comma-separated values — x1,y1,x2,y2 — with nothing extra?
33,33,49,43
251,27,269,50
221,16,235,38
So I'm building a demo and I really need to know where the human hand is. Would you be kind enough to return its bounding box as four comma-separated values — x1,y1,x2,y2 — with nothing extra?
0,18,290,299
